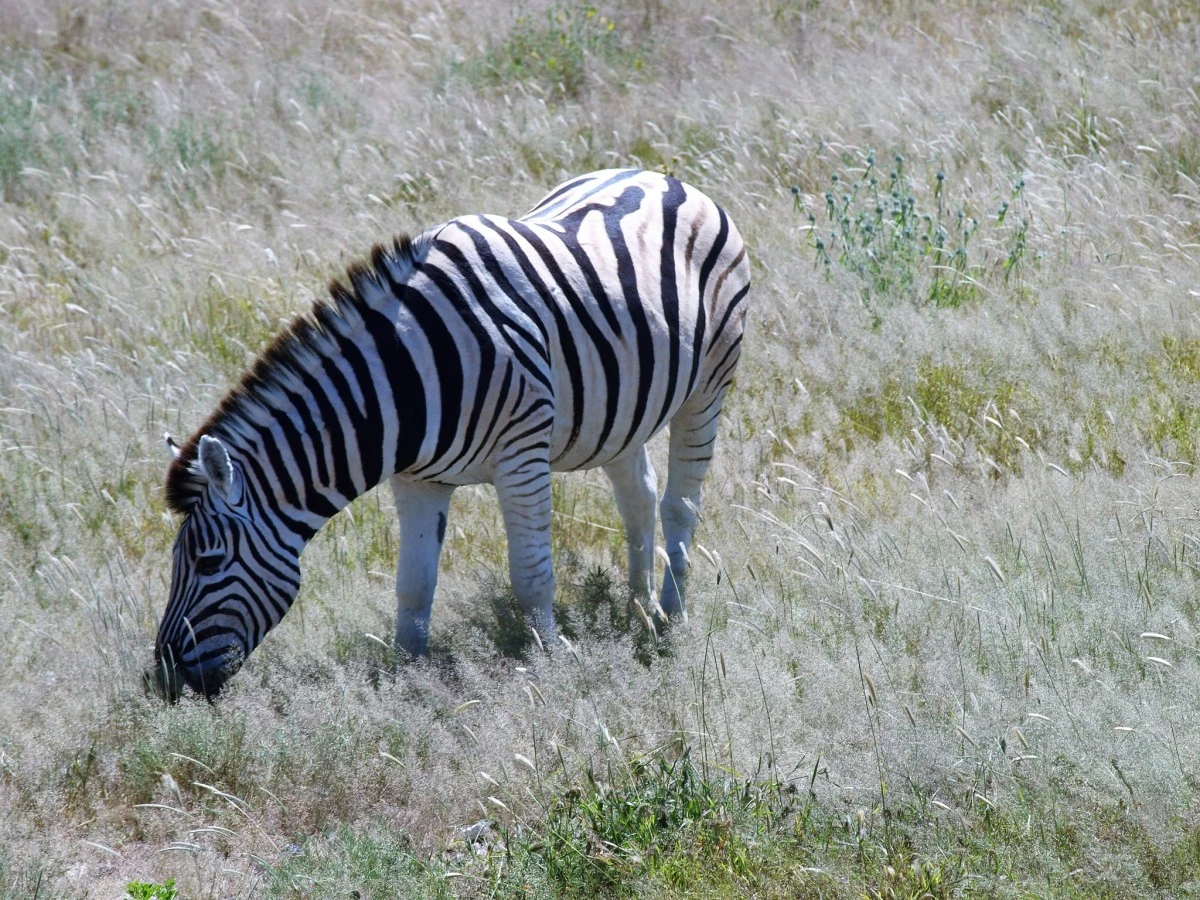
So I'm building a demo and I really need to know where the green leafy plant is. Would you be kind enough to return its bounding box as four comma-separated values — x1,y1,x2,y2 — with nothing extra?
558,565,657,667
795,150,1031,310
124,880,178,900
455,566,654,662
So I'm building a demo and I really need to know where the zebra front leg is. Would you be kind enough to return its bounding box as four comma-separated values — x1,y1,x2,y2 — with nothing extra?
603,444,658,607
494,457,557,649
660,391,726,624
391,477,456,659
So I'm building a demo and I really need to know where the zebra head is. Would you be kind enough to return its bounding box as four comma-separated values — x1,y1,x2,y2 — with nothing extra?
148,434,302,702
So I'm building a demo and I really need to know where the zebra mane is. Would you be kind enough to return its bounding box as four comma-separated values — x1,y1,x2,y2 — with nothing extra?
165,233,428,514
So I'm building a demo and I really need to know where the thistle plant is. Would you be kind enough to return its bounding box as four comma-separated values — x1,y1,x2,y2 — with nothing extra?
795,151,1031,311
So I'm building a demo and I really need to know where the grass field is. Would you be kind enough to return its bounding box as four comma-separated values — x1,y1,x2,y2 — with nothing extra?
3,0,1200,896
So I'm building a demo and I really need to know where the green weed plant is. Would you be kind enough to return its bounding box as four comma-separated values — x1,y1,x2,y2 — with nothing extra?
123,880,178,900
796,150,1030,311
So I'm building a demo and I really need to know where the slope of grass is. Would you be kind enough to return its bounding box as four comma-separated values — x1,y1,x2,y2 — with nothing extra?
3,0,1200,897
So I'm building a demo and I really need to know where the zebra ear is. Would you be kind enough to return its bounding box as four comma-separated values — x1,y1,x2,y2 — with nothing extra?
164,433,182,459
197,435,234,498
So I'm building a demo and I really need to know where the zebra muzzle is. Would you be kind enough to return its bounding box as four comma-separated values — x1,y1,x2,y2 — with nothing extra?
145,643,240,703
143,655,185,704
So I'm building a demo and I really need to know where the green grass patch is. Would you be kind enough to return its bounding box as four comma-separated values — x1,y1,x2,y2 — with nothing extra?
264,826,452,898
0,59,75,203
838,356,1041,473
489,752,800,897
450,566,654,665
451,2,647,101
185,286,289,377
200,752,1200,898
1146,132,1200,196
0,48,239,212
0,54,155,202
0,89,46,203
119,706,252,806
0,460,52,556
1141,336,1200,464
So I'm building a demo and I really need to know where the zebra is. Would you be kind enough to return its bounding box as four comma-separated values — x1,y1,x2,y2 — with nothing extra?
148,168,750,701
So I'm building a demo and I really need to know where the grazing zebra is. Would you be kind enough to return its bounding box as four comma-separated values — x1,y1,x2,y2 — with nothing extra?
149,169,750,700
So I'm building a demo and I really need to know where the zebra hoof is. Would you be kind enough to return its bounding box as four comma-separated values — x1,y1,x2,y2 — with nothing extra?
651,603,688,638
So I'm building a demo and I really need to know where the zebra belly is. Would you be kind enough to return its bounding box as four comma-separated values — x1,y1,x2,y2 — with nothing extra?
542,331,700,473
395,329,698,487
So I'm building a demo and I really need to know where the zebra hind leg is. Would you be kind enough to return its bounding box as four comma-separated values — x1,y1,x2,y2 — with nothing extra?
494,457,557,650
391,477,456,660
603,443,658,608
659,390,727,626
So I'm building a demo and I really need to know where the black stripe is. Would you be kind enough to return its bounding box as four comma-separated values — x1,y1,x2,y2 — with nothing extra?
495,436,552,467
335,332,384,489
705,333,743,392
652,177,688,432
277,386,336,514
493,397,554,441
458,222,553,386
524,173,596,215
488,400,554,460
500,221,592,458
260,429,301,511
285,364,353,508
508,221,621,463
706,283,750,357
234,528,298,590
525,169,639,218
594,187,655,451
554,200,625,338
289,356,355,502
418,240,523,476
459,361,516,472
692,395,725,430
315,356,360,497
690,206,729,394
360,308,426,473
224,432,315,542
384,276,461,471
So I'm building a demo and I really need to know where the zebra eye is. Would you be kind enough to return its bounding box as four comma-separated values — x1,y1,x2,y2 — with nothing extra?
195,554,224,577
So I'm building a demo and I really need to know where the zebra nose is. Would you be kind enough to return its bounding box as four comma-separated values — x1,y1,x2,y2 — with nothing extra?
145,649,184,704
146,644,238,701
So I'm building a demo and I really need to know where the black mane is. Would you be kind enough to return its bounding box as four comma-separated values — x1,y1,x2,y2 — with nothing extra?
165,234,422,513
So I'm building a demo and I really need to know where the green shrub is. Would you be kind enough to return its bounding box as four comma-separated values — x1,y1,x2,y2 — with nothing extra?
795,150,1030,310
454,3,645,100
264,827,451,898
124,880,178,900
455,567,656,665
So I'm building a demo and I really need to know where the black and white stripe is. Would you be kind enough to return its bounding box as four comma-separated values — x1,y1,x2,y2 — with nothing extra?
151,169,750,699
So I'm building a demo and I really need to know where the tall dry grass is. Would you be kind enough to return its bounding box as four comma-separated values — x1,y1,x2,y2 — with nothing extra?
2,0,1200,896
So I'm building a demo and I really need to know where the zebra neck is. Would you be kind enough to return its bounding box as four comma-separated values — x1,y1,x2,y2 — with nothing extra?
227,338,402,545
